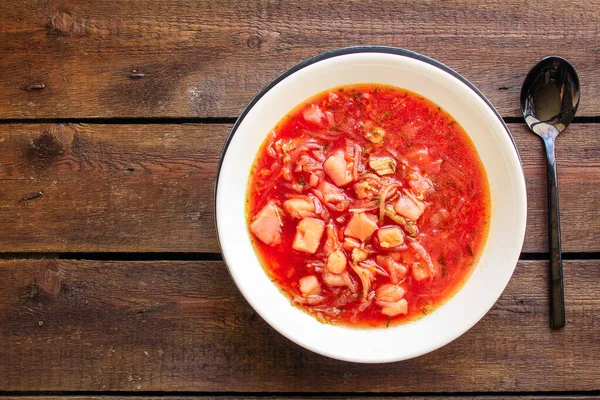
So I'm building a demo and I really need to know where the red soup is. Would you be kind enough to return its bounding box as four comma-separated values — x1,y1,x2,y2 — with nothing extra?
247,84,490,327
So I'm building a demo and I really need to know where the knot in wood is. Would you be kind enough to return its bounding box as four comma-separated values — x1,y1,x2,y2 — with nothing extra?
49,8,87,37
247,34,263,49
38,267,63,297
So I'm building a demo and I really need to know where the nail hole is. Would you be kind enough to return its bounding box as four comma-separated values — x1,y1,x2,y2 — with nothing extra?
24,84,46,92
129,70,145,79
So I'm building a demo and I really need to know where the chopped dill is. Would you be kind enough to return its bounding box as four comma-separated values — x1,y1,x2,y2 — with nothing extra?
466,244,474,256
422,304,435,315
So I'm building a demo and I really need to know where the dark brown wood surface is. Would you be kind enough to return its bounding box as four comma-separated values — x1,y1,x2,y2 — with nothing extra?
1,0,600,119
2,398,598,400
1,123,598,253
0,259,598,391
1,0,599,396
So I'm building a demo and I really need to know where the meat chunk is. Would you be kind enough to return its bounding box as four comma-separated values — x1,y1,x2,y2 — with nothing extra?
318,179,346,201
323,149,353,187
326,250,347,274
364,126,386,143
394,192,425,221
369,155,396,176
376,255,408,284
412,262,431,281
316,179,350,211
407,169,433,194
351,247,368,263
283,198,315,219
354,179,379,199
249,202,282,246
377,226,405,248
344,212,378,241
299,275,321,296
292,217,325,254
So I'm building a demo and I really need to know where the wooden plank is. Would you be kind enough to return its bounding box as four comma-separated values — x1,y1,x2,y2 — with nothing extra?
0,123,598,253
0,0,599,119
1,398,598,400
0,259,598,391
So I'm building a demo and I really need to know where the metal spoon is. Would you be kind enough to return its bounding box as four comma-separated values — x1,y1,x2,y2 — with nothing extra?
520,56,580,330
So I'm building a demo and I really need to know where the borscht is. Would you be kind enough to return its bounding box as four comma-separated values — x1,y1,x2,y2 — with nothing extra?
246,84,490,327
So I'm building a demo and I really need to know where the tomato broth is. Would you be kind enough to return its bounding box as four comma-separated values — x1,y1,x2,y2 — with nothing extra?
246,84,490,327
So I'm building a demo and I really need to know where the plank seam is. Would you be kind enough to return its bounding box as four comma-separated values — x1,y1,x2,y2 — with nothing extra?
0,390,598,397
0,116,599,125
0,117,238,125
0,252,598,261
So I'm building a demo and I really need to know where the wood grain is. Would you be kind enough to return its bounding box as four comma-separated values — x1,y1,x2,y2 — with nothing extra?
0,259,598,391
0,123,598,253
1,0,599,119
0,393,600,400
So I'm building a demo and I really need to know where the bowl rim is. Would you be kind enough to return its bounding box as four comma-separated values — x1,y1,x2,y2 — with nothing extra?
215,46,521,193
214,46,525,362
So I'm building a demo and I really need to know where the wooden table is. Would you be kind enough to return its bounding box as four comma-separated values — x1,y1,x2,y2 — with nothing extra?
1,1,598,397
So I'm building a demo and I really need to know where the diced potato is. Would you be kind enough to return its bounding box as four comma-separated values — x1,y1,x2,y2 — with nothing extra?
293,217,326,254
369,155,396,176
249,202,282,246
412,262,431,281
299,275,321,296
376,284,406,303
380,298,408,316
322,272,346,287
344,213,378,241
377,226,405,248
394,194,425,221
318,179,343,197
351,247,368,263
326,250,347,274
323,150,353,187
283,198,315,219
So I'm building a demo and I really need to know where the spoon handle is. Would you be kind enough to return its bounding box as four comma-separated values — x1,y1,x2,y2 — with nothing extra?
544,137,565,329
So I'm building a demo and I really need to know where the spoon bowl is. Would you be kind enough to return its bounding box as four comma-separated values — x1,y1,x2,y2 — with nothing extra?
520,56,580,329
521,56,580,138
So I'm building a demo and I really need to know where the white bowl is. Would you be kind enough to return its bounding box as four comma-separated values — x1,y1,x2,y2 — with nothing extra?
215,47,526,363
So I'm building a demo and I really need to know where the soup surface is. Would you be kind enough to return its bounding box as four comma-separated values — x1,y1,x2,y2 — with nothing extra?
246,84,490,327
